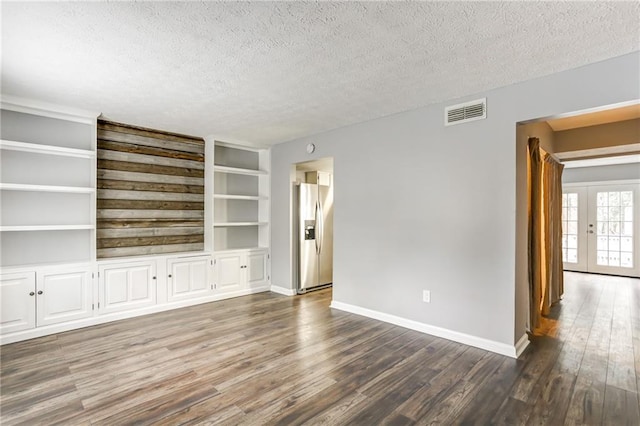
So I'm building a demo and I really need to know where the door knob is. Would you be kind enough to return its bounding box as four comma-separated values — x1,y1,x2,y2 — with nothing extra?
29,292,35,296
37,290,43,295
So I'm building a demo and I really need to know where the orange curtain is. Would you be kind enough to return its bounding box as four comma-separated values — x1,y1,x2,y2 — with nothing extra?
527,137,564,331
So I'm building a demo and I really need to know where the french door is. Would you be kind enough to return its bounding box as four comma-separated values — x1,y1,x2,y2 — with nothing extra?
562,183,640,277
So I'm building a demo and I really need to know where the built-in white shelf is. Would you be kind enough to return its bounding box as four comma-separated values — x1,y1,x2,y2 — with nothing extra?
0,139,95,159
210,141,269,254
214,246,269,254
1,101,97,269
213,194,267,201
0,225,95,232
213,222,268,227
213,165,267,176
0,183,95,193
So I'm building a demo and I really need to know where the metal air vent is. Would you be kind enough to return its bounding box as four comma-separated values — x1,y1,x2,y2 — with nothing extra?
445,98,486,126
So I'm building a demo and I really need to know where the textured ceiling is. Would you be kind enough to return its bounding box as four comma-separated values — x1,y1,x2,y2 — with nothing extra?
2,2,639,146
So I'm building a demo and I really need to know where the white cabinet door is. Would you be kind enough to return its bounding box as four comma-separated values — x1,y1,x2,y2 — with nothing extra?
214,250,269,293
246,251,268,288
100,261,156,314
214,254,244,293
167,256,212,302
37,268,93,327
0,272,36,334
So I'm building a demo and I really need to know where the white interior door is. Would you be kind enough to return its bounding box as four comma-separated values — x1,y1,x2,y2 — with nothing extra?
563,183,640,277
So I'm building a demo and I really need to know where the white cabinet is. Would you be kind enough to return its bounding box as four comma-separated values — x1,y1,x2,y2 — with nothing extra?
0,272,36,334
167,255,212,302
214,253,243,292
1,266,93,335
246,251,268,288
36,267,93,326
99,261,156,314
214,250,269,293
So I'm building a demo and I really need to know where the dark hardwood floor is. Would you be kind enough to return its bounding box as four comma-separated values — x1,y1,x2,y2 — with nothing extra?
1,272,639,425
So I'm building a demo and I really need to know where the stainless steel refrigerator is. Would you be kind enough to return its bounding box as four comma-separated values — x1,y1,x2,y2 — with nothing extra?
295,180,333,293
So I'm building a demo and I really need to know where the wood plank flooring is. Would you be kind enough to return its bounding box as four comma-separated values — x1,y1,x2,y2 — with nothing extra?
1,272,639,425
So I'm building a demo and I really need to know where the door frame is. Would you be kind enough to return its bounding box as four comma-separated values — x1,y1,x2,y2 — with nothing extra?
563,179,640,277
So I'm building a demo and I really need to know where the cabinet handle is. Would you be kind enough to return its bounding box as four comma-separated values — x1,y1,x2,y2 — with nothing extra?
29,292,35,296
168,274,172,278
153,276,157,280
37,290,43,295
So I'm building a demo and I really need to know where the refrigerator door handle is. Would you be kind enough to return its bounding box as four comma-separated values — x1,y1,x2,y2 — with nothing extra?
317,198,323,254
314,201,320,254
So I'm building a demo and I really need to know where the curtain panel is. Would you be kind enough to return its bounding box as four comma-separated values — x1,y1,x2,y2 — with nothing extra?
527,137,564,332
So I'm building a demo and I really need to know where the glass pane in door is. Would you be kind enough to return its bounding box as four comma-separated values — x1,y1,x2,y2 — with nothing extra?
562,193,579,263
595,191,633,268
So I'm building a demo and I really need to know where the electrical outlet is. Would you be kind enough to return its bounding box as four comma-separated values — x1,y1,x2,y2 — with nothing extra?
423,290,431,303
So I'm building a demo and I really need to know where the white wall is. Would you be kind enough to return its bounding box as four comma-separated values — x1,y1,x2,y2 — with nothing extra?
271,52,640,353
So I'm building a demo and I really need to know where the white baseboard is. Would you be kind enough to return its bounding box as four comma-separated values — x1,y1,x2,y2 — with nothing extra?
330,301,523,358
514,332,530,357
270,285,296,296
0,286,270,345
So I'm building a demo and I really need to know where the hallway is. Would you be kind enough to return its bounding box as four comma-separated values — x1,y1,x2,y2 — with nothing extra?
529,271,640,424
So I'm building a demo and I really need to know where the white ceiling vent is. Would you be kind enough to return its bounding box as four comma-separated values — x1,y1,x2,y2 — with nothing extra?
445,98,487,126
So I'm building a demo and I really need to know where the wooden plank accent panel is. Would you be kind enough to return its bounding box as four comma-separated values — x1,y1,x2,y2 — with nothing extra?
97,119,205,258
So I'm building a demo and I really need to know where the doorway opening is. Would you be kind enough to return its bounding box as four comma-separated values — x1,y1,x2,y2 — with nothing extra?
291,157,334,295
516,101,640,333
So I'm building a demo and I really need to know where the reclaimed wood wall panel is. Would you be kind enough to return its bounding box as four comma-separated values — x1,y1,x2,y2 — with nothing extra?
97,179,204,194
97,119,205,258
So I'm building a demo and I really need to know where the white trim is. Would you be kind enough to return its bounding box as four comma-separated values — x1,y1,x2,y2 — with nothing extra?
214,165,267,176
514,333,530,357
0,140,96,158
0,225,94,232
270,285,296,296
563,179,640,187
555,143,640,161
204,137,214,253
213,222,268,227
214,247,268,255
330,300,522,358
213,194,267,201
96,250,212,265
0,285,270,345
205,137,269,152
0,183,95,193
1,94,98,123
563,154,640,169
519,99,640,126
